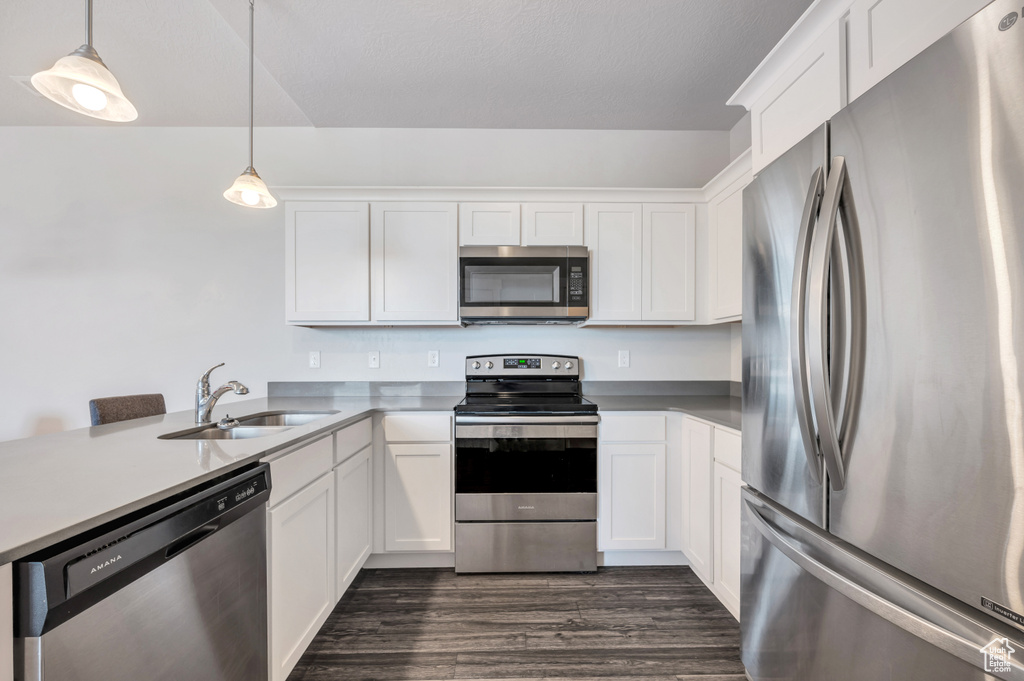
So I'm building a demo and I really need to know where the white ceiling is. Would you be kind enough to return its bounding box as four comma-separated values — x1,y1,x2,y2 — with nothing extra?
1,0,812,130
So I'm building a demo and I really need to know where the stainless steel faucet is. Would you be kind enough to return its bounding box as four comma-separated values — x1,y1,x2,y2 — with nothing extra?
195,363,249,424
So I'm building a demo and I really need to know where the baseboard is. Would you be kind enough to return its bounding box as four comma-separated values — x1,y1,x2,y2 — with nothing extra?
599,550,688,566
364,552,456,569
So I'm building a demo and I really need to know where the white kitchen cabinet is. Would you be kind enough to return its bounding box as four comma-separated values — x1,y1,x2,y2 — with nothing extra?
335,446,372,600
642,204,696,321
1,563,10,681
847,0,986,101
458,203,521,246
599,443,667,550
708,173,749,321
268,472,335,681
285,202,370,323
681,417,714,582
750,20,846,174
586,203,643,321
372,202,459,321
713,460,743,619
522,203,584,245
384,443,453,552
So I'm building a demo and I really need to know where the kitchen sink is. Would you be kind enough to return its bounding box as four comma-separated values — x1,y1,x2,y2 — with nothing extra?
159,411,338,440
236,411,339,427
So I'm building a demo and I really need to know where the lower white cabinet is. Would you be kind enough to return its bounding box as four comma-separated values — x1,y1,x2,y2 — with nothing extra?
681,417,714,582
599,443,667,550
385,443,453,551
268,472,335,681
713,460,743,619
335,446,372,600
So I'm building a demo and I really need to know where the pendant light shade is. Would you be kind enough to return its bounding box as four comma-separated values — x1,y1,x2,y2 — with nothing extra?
31,3,137,122
224,0,276,209
224,167,277,208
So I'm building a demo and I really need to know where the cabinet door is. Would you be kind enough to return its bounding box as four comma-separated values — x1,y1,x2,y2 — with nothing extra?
681,417,713,581
709,177,748,321
642,204,695,321
522,203,584,245
847,0,986,101
750,20,845,174
714,461,743,619
372,202,458,321
385,443,452,551
286,202,370,323
599,443,667,550
335,446,372,601
268,473,335,681
458,203,521,246
586,203,642,321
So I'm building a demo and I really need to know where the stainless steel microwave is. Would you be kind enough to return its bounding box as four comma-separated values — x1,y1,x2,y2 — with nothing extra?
458,246,589,324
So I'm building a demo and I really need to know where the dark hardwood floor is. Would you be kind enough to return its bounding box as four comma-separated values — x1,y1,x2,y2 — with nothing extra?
287,566,745,680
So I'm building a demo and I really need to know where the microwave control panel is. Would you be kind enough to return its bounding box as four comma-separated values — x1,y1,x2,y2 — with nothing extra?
567,258,588,307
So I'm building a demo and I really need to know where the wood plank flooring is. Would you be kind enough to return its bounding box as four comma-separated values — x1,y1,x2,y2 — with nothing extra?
287,566,745,681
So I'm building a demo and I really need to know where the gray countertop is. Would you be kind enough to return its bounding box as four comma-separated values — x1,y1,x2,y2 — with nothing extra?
0,391,741,565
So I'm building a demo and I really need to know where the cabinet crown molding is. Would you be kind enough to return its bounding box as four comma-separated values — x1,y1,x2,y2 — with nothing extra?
273,186,708,204
727,0,853,109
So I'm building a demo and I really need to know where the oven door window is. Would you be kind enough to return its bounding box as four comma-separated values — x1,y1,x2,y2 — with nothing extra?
455,437,596,493
461,261,563,306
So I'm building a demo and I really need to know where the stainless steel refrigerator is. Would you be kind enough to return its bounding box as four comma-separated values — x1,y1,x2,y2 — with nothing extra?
742,1,1024,678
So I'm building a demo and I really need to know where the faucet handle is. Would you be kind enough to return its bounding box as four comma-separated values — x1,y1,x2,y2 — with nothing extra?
198,363,226,392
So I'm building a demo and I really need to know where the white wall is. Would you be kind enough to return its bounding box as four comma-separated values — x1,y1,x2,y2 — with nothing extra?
0,126,733,442
730,322,743,382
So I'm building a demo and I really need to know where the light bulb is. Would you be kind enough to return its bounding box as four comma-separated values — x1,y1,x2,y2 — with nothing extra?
71,83,107,111
241,190,261,206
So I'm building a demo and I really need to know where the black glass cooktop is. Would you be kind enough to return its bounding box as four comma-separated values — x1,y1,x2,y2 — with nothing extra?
455,394,597,415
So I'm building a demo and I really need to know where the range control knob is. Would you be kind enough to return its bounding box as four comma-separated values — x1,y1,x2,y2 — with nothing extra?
485,361,494,369
471,361,481,370
552,361,561,370
565,361,574,370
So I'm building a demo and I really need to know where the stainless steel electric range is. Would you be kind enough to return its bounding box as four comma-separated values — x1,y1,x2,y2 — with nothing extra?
453,354,598,573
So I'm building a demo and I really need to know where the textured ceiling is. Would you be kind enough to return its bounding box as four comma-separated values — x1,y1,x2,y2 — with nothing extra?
2,0,812,129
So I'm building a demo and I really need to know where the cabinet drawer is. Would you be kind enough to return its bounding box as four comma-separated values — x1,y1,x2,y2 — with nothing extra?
335,418,372,465
268,435,334,507
600,414,667,442
714,427,742,473
383,413,452,442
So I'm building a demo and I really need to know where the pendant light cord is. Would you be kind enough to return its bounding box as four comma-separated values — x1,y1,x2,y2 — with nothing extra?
249,0,255,170
85,0,93,46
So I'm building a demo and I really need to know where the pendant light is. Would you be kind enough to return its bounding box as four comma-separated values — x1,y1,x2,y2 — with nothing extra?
224,0,277,209
31,0,137,122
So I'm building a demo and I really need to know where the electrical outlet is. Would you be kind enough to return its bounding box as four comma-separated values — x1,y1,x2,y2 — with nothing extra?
368,351,380,369
308,351,321,369
427,350,440,367
618,350,630,368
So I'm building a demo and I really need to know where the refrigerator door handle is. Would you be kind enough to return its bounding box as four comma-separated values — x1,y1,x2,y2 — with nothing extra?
743,488,1024,680
807,156,865,490
790,167,826,484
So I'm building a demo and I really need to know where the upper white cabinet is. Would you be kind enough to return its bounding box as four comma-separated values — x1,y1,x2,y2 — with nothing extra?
372,202,459,322
642,204,696,321
706,157,752,322
522,203,585,246
847,0,987,100
458,203,520,246
587,203,643,321
750,20,845,174
587,203,696,324
285,202,370,323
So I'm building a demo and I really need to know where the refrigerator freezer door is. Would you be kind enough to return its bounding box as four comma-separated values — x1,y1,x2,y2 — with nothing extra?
829,0,1024,633
742,488,1022,681
743,124,827,527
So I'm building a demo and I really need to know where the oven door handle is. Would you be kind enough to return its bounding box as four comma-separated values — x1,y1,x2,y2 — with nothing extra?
456,424,598,440
455,415,600,425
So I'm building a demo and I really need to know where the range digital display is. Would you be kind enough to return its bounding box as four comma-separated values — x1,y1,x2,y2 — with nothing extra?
503,358,541,369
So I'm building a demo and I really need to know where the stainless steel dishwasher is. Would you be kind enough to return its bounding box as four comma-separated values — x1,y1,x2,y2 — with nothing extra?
13,463,271,681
